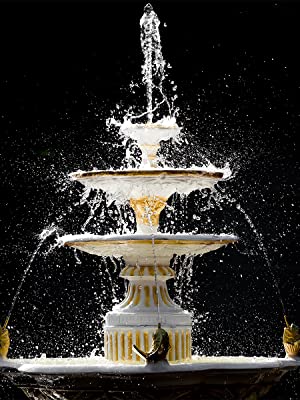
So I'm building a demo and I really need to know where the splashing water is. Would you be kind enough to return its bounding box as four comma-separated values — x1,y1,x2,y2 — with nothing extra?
109,256,122,304
172,254,195,307
78,188,135,235
81,190,104,233
3,225,60,329
140,3,171,122
179,254,195,306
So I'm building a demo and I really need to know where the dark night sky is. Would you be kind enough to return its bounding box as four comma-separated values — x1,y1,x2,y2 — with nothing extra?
0,0,299,399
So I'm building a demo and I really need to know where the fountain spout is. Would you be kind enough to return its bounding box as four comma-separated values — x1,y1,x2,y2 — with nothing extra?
133,323,170,364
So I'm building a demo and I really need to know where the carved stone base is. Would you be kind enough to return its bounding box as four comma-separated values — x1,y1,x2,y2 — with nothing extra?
104,265,192,362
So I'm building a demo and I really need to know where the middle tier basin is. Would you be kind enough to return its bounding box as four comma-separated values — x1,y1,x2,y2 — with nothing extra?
61,233,238,267
69,168,230,234
69,168,226,200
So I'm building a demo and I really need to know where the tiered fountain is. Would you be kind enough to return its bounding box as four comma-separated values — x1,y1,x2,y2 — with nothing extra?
0,4,299,400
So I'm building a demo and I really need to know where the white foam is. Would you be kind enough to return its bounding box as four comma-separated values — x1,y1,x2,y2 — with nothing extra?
1,355,299,375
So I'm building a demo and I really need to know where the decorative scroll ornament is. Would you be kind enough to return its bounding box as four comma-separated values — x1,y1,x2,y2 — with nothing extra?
0,323,10,358
130,195,167,227
283,315,300,357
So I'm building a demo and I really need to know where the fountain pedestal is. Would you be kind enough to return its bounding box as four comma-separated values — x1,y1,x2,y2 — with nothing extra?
104,265,192,362
130,196,167,233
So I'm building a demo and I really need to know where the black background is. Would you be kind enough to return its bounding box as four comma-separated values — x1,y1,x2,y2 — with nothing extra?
0,0,299,398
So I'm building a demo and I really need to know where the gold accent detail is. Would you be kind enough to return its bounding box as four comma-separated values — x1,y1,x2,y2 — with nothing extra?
144,285,150,307
284,342,300,357
121,266,130,275
121,266,175,278
133,285,141,306
144,332,149,352
130,196,167,227
120,283,136,308
120,333,125,361
160,285,170,307
136,331,141,362
158,266,166,276
0,324,10,359
186,331,190,359
114,332,118,361
66,238,237,247
168,331,173,361
109,333,113,360
175,331,179,360
283,315,300,357
128,332,132,360
181,331,185,359
71,169,224,179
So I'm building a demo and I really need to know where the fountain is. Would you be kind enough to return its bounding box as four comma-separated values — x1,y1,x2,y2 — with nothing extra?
0,3,299,400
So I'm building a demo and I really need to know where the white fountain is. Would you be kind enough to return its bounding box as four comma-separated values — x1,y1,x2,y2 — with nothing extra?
0,4,299,400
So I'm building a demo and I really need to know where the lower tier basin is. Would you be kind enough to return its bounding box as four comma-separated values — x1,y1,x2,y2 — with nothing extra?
61,233,238,266
1,356,299,400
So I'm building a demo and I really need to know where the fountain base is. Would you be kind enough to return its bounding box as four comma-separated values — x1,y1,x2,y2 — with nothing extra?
1,356,299,400
104,265,192,363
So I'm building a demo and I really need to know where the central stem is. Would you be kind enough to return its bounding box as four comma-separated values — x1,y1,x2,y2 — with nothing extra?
130,195,167,233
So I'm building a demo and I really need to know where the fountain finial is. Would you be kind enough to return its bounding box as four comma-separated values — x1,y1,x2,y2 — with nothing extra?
144,3,153,13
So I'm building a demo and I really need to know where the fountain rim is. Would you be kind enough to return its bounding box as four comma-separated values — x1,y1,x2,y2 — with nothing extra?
70,168,224,180
0,356,299,375
62,233,238,248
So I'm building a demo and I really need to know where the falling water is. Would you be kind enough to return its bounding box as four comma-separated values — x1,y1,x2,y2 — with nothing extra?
81,190,104,232
109,256,122,304
180,254,195,306
172,255,183,304
3,225,60,329
172,254,195,306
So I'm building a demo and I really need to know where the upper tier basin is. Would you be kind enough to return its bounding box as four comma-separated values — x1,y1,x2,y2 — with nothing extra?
120,120,181,145
119,120,181,167
61,233,238,267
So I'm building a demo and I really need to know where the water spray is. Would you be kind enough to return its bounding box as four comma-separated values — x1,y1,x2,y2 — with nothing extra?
1,225,60,331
